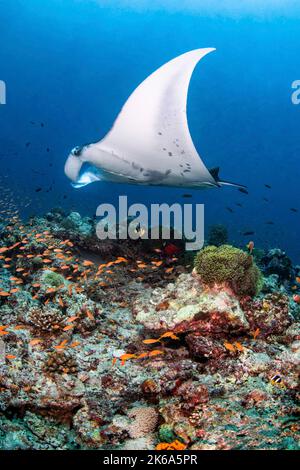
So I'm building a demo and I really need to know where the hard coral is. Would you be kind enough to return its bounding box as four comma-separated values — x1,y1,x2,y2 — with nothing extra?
43,351,78,376
28,306,64,334
194,245,262,298
127,406,158,439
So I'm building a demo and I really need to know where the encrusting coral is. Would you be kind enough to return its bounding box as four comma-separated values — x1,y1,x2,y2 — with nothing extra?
194,244,262,297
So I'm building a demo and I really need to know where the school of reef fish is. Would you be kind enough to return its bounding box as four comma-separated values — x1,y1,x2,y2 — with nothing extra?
0,209,299,450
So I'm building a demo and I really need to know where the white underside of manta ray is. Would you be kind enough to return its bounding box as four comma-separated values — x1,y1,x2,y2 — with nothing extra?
64,48,245,190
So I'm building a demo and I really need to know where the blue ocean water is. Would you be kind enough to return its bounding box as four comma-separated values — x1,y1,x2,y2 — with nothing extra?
0,0,299,261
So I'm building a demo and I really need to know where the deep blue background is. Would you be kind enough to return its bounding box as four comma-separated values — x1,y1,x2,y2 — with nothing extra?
0,0,299,261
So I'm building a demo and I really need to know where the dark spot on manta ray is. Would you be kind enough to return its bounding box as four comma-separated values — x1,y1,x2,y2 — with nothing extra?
163,148,166,151
181,150,185,154
183,169,191,173
168,152,172,156
180,164,183,168
158,132,162,135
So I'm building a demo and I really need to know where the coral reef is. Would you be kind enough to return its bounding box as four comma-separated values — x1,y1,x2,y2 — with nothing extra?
0,210,299,450
260,248,293,282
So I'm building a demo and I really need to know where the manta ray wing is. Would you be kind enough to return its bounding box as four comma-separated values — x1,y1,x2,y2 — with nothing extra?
93,48,217,186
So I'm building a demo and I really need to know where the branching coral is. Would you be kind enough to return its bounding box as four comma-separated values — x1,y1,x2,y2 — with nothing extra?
194,245,262,298
28,306,64,334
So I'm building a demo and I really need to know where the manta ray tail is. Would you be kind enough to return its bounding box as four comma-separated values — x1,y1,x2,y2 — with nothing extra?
209,167,247,190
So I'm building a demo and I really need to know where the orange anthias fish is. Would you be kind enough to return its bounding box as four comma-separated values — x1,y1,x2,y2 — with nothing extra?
0,291,10,297
165,267,174,274
136,352,149,359
224,341,236,352
10,288,20,294
234,342,244,352
159,331,179,341
82,260,94,267
86,309,95,321
143,338,160,345
66,315,79,323
46,288,57,294
148,349,164,357
63,325,74,331
0,325,9,336
54,339,68,350
143,331,179,345
120,353,136,365
296,276,300,284
29,339,42,346
252,328,260,340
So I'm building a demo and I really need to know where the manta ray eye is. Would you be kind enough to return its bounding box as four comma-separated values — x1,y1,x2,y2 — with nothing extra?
72,146,83,157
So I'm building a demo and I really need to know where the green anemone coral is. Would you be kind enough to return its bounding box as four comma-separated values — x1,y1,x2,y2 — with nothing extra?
41,270,66,288
194,244,262,298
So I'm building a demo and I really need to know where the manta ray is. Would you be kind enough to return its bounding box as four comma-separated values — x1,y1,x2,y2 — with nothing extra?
64,48,245,190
